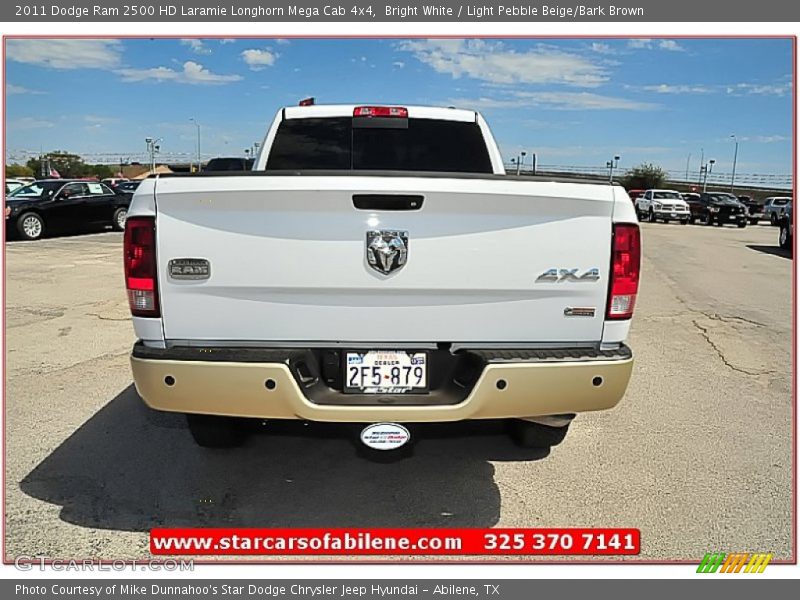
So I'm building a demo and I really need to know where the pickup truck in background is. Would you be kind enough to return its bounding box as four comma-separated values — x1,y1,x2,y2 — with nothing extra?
634,189,690,224
125,103,640,454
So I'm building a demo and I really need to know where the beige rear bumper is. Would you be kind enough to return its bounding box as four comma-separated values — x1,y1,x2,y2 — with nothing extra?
130,353,633,423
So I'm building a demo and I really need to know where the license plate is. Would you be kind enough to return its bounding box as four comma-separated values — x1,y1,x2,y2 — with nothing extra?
670,213,677,217
344,351,428,394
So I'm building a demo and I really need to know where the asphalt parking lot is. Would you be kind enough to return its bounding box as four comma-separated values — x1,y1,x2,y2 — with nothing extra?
3,222,793,562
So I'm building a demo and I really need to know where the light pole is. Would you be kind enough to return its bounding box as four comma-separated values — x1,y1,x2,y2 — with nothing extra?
145,137,162,173
520,151,527,175
606,155,620,182
190,118,201,172
702,159,715,192
685,153,692,181
698,148,704,184
729,134,739,193
510,157,516,175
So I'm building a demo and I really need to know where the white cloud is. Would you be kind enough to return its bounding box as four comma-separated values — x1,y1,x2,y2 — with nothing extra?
643,84,712,94
219,38,236,45
734,134,790,144
727,82,791,96
9,117,54,130
6,84,45,95
627,39,652,49
241,48,278,70
590,42,615,55
181,39,212,55
6,39,122,70
641,81,790,97
393,61,405,68
117,61,242,85
398,39,608,87
658,40,685,52
274,39,291,45
453,91,658,111
627,39,685,52
84,115,118,125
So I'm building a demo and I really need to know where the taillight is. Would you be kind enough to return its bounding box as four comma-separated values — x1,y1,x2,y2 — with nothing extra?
353,106,409,118
124,216,160,317
606,223,641,320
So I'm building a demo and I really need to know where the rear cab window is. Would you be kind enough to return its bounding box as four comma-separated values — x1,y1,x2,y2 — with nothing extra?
265,116,493,173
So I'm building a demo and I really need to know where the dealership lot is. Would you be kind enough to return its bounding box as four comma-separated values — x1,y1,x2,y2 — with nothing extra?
3,223,792,561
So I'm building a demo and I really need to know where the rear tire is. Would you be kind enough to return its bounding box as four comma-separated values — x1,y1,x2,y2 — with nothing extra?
506,419,570,449
112,207,128,231
771,213,778,226
186,414,247,448
16,212,44,240
737,221,747,229
702,212,714,226
780,221,792,249
648,209,656,223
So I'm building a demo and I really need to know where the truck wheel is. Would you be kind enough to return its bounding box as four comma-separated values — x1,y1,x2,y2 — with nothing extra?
750,218,759,225
702,213,713,226
771,213,778,226
780,222,792,249
680,219,688,225
112,207,128,231
506,419,570,449
186,414,247,448
737,221,747,228
648,209,656,223
16,212,44,240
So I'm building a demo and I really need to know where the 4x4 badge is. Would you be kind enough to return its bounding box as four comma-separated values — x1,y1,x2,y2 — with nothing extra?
366,230,408,275
536,268,600,283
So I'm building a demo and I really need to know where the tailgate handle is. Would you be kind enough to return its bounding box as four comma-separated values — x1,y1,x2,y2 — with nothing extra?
352,194,424,211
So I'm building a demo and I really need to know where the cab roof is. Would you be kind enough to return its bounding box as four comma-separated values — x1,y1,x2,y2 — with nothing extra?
283,104,478,123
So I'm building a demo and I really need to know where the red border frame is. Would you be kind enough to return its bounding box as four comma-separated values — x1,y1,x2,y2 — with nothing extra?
1,34,796,567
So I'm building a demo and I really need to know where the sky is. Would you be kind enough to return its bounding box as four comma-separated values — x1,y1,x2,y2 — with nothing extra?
4,37,794,178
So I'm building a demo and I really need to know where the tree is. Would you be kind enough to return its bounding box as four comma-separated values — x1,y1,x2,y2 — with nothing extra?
5,163,34,178
621,163,667,190
26,151,88,178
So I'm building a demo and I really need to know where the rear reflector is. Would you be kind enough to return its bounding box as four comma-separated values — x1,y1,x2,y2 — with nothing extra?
606,223,641,320
124,216,160,318
353,106,409,118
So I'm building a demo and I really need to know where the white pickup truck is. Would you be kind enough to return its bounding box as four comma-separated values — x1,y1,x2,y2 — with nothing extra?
125,103,640,453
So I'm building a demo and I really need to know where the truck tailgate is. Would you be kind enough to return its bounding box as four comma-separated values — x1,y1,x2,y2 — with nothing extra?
153,175,614,344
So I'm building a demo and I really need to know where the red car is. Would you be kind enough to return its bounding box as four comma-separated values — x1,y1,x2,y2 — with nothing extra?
627,189,645,203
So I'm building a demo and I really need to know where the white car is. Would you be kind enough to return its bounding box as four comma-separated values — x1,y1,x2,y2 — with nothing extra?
4,178,27,195
125,102,640,453
635,189,691,224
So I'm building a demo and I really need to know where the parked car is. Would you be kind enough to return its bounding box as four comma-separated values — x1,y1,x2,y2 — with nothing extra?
779,200,793,252
634,189,690,224
113,180,141,196
627,189,645,203
5,178,27,195
687,192,747,227
737,195,765,225
204,157,255,171
102,177,130,187
763,196,792,225
5,179,130,240
126,102,640,451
